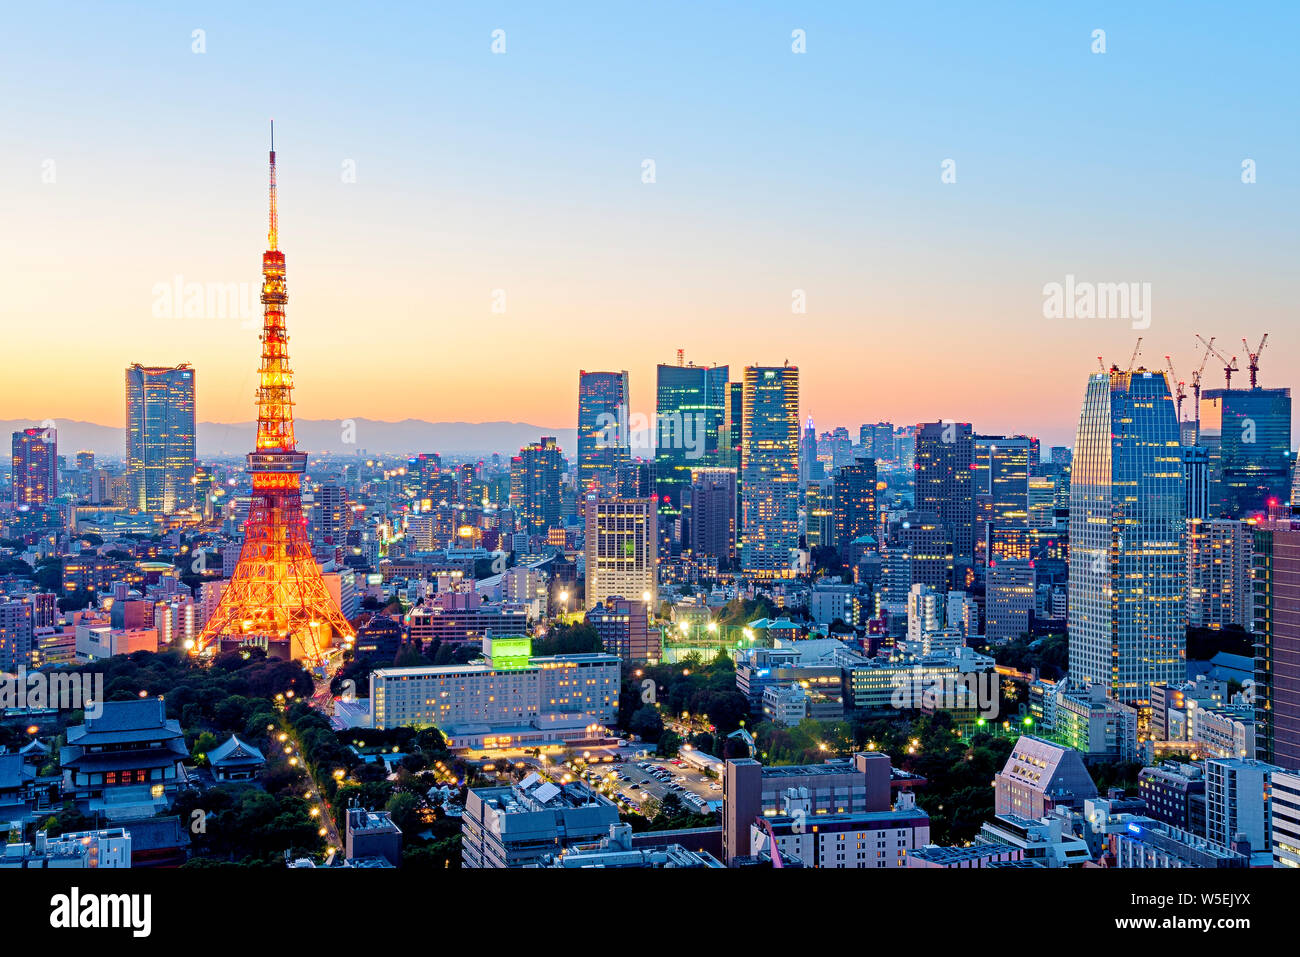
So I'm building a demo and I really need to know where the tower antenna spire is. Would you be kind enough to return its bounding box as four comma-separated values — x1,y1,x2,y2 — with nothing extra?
268,119,278,251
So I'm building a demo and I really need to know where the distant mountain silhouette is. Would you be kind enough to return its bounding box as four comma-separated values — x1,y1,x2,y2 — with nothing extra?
0,419,577,460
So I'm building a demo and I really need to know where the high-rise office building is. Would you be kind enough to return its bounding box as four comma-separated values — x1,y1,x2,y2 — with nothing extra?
685,468,737,565
894,511,951,593
654,360,728,545
614,461,655,499
974,435,1031,527
720,381,744,470
740,364,800,578
1068,369,1186,706
11,428,57,505
986,560,1035,644
1027,476,1058,528
576,370,630,496
1205,757,1279,854
0,599,34,671
860,422,895,465
799,415,818,485
1182,446,1210,520
311,484,353,545
125,363,197,514
1199,387,1292,519
832,457,878,556
511,437,565,536
583,495,657,611
805,479,834,549
915,422,975,582
1252,521,1300,770
826,426,853,470
1186,519,1253,632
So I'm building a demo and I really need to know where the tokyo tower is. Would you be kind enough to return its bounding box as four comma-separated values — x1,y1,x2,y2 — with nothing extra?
197,125,355,665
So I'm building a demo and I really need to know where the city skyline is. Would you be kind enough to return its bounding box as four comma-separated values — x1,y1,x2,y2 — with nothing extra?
4,0,1300,902
3,3,1296,446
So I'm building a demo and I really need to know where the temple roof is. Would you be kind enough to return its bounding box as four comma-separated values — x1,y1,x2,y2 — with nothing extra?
208,735,266,767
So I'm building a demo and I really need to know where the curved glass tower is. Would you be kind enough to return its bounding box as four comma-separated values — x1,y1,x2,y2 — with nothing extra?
1068,368,1186,705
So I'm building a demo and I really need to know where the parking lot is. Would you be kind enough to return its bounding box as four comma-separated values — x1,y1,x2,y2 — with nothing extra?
608,757,722,814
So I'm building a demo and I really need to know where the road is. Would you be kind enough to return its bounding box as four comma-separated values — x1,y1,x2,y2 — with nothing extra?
298,662,344,857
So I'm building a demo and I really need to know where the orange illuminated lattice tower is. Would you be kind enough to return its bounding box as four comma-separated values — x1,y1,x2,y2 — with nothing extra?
197,125,355,665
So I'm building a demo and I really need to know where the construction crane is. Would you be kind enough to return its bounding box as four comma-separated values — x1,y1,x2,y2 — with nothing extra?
1191,337,1215,427
1165,355,1187,423
1127,337,1143,372
1242,334,1269,388
1196,334,1239,389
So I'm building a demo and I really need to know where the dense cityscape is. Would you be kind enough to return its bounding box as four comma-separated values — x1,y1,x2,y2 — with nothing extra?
2,135,1295,881
6,2,1294,940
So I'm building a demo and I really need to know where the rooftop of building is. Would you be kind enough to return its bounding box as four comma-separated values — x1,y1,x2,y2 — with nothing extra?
910,844,1016,864
475,774,614,815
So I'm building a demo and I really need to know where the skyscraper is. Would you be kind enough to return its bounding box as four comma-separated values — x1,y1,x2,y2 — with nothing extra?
1182,445,1211,520
799,415,819,484
740,364,799,578
511,436,565,536
986,560,1035,644
125,363,197,514
1068,369,1186,706
685,468,737,565
583,494,657,611
10,428,57,505
311,484,353,546
0,599,34,671
832,456,878,556
654,360,728,546
1252,521,1300,769
1186,519,1253,632
576,370,630,496
860,422,895,464
1198,387,1292,519
915,422,975,583
804,479,834,549
974,435,1031,527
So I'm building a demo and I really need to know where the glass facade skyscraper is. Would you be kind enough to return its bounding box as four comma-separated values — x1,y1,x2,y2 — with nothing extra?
654,361,728,546
915,422,975,582
832,456,878,553
740,364,799,578
576,370,630,496
125,363,197,514
1069,369,1186,705
10,427,57,505
510,436,565,536
1198,387,1292,519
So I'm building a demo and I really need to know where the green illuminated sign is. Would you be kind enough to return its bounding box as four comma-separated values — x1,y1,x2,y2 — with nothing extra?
489,636,532,670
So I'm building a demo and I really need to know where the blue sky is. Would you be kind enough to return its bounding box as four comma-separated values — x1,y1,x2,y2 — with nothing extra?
1,1,1296,447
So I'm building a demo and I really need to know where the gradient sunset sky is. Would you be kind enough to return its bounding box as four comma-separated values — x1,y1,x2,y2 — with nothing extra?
3,1,1296,448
